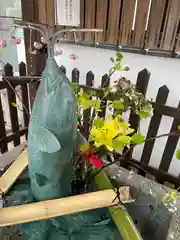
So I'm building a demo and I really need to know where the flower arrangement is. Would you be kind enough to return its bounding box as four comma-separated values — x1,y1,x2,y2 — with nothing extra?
72,52,153,192
71,52,180,197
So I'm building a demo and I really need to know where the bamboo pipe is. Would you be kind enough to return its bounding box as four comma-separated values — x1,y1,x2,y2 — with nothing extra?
0,149,28,195
0,186,131,227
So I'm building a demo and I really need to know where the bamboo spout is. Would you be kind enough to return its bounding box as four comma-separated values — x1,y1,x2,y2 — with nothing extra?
0,186,132,227
0,149,28,195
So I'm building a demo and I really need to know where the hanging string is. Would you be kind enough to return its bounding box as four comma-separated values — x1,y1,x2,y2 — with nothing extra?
70,31,79,60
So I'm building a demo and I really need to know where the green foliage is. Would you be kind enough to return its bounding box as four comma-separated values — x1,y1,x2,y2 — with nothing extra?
131,133,145,144
176,149,180,160
93,118,105,128
11,102,17,108
163,187,180,202
91,99,101,112
71,83,78,92
178,125,180,130
109,52,129,76
112,100,124,111
110,57,115,63
80,143,90,153
112,77,153,119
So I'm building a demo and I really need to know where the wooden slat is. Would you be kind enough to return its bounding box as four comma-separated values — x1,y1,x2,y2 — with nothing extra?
0,93,7,153
119,0,136,46
129,69,150,132
133,0,150,48
84,0,96,41
159,102,180,172
152,103,180,119
4,64,20,147
160,0,180,51
72,68,80,83
124,69,150,166
131,159,180,186
78,0,85,41
175,33,180,52
96,0,108,43
98,74,109,118
0,78,39,90
106,0,122,44
83,71,94,138
19,62,30,140
140,85,169,166
46,0,55,30
0,128,28,145
37,0,47,24
146,0,166,49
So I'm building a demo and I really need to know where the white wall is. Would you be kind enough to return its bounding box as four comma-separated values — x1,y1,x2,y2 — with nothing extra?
55,43,180,177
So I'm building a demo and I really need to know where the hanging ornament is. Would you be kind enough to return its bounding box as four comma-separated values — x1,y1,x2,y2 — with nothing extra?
34,41,43,50
11,36,21,45
69,31,79,60
10,26,21,45
0,32,6,48
69,53,79,60
40,36,47,44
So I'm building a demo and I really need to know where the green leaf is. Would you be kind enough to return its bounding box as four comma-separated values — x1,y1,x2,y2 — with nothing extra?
114,65,122,71
93,118,104,128
131,133,145,144
112,139,124,151
103,86,113,98
108,67,115,75
80,143,89,153
178,125,180,130
115,136,131,145
116,52,123,59
91,99,101,112
138,111,152,119
110,57,115,63
176,149,180,160
112,100,124,110
122,66,129,71
143,103,153,111
71,83,78,92
116,57,122,62
11,102,17,108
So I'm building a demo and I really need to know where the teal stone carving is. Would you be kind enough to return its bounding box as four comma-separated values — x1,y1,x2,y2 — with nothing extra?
28,58,77,201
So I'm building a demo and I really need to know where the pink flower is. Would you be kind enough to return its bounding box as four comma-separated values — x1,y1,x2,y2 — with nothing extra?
70,54,79,60
89,154,102,168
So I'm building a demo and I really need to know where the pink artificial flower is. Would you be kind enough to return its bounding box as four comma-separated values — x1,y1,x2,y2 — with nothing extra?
70,54,79,60
89,154,103,168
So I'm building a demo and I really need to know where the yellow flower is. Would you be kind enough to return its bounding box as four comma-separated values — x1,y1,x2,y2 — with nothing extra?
90,115,134,151
77,89,91,110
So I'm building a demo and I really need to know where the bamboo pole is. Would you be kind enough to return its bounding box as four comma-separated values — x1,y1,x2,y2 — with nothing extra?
0,149,28,195
95,170,143,240
0,187,131,227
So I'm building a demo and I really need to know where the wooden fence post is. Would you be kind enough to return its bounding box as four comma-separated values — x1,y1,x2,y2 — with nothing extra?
140,85,169,178
0,92,8,153
19,62,30,140
4,63,20,147
158,101,180,180
59,65,66,75
83,71,94,138
124,68,150,167
98,74,109,118
72,68,80,83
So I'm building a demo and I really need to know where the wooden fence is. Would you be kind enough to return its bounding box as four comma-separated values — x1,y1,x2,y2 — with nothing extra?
53,0,180,56
1,62,180,187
